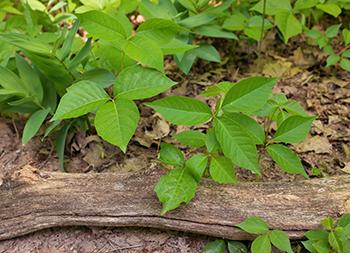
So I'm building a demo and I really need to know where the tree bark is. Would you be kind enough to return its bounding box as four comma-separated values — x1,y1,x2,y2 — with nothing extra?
0,165,349,241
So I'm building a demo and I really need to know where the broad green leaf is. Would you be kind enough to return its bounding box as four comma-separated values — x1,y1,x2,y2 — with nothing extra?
294,0,318,10
301,240,317,253
251,234,271,253
338,214,350,227
321,217,334,230
159,143,185,168
22,108,50,144
305,230,329,241
326,54,340,67
223,14,247,31
194,25,238,39
316,4,341,17
52,81,109,120
139,0,177,20
122,34,164,71
16,55,43,103
174,130,206,148
161,39,197,55
200,81,233,97
68,38,92,70
145,96,212,126
275,12,302,43
244,16,273,41
178,13,216,28
177,0,196,12
185,153,208,181
273,115,315,143
137,18,183,43
79,68,115,88
342,49,350,58
114,65,175,100
27,0,46,11
95,99,140,152
267,144,308,178
203,240,225,253
210,156,236,184
251,0,291,15
342,29,350,45
0,33,52,55
236,217,269,234
340,58,350,72
78,10,128,43
326,24,341,38
214,115,260,174
312,240,330,253
269,230,293,253
0,65,26,95
222,77,276,113
194,44,221,63
227,113,265,144
155,167,198,214
227,241,248,253
206,128,221,153
328,231,342,252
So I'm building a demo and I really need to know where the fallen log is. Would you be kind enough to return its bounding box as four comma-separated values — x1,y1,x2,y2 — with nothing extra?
0,165,349,241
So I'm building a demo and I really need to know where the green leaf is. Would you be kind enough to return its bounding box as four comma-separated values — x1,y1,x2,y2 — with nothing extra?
227,241,248,253
251,234,271,253
223,13,247,31
27,0,46,11
342,49,350,58
326,24,341,38
94,99,140,152
0,33,52,55
22,108,51,144
200,81,233,97
185,153,208,181
273,115,315,143
275,12,302,43
114,65,175,100
326,54,340,67
68,38,92,70
294,0,318,10
178,13,216,28
210,156,236,184
305,229,329,241
222,77,276,114
338,214,350,227
175,130,206,148
316,4,341,17
203,240,225,253
269,230,293,253
79,68,115,88
236,217,269,234
52,81,109,120
206,128,221,153
159,143,185,168
57,20,80,61
340,58,350,72
244,16,273,41
194,44,221,63
78,10,128,43
161,38,198,55
137,18,183,44
328,231,342,252
145,96,212,126
194,25,238,39
312,240,331,253
267,144,308,178
0,64,26,95
214,115,260,174
54,121,73,170
251,0,291,15
342,29,350,45
16,55,43,103
122,34,164,71
155,167,198,214
321,217,334,230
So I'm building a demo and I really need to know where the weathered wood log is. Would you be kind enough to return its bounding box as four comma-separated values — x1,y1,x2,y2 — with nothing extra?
0,165,349,241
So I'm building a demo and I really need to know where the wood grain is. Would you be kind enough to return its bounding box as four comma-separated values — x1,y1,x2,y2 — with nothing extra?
1,165,349,241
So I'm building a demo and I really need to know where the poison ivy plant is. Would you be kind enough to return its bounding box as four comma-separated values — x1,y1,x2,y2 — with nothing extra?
149,76,313,213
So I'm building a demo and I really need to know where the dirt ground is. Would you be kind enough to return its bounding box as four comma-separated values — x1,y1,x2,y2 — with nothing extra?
0,32,349,252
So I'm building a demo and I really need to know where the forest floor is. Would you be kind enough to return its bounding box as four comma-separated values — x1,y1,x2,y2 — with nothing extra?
0,32,349,252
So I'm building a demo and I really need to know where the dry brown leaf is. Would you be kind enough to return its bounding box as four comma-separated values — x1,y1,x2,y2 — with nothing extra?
294,136,332,154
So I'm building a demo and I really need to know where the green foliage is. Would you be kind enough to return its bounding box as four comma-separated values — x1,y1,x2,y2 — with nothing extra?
153,76,313,213
303,214,350,253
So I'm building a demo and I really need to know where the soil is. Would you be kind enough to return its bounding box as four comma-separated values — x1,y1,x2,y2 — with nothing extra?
0,31,349,252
